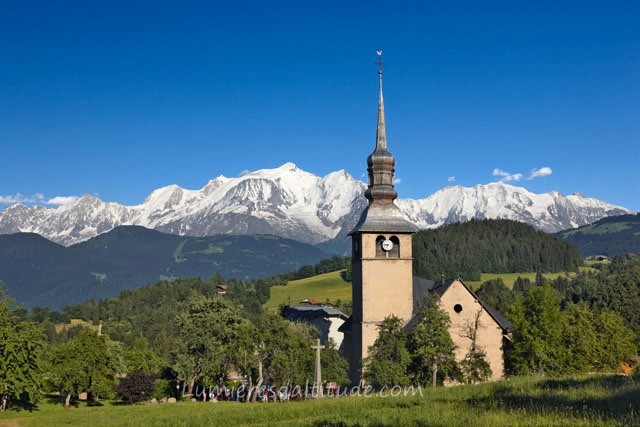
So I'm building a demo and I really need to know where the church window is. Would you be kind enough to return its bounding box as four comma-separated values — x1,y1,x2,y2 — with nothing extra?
389,236,400,258
454,304,463,313
375,235,386,257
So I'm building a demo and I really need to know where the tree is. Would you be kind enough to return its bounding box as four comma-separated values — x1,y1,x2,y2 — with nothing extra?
592,310,636,370
261,316,314,390
115,372,158,404
174,295,245,396
124,337,162,374
321,339,349,387
227,319,259,399
0,292,44,411
561,303,598,373
512,276,533,296
45,330,122,407
45,341,84,408
508,284,567,375
459,309,492,383
364,316,411,388
475,278,514,316
407,297,458,387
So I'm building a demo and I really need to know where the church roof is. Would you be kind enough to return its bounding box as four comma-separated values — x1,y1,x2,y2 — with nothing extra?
350,203,418,234
350,52,416,235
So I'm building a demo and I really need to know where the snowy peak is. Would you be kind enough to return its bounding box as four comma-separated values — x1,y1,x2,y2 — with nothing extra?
398,182,631,232
0,165,633,246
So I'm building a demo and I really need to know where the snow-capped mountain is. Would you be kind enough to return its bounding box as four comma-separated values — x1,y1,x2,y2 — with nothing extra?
0,163,632,246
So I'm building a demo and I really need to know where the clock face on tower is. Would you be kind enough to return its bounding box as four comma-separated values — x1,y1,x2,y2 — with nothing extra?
381,239,394,252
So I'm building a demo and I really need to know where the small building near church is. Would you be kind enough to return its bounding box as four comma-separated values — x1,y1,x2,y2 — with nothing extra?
282,302,349,351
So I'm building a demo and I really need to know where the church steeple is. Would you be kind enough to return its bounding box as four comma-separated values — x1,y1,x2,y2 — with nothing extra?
345,52,418,385
349,51,417,235
365,51,397,205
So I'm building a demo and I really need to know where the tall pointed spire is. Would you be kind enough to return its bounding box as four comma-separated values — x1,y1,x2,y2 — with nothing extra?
365,50,397,205
375,52,388,152
349,50,417,235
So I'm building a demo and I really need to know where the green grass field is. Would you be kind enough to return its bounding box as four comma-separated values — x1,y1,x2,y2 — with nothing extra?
1,374,638,426
264,270,351,311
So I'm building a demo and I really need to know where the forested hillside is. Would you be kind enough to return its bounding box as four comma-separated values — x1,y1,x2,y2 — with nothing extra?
0,226,328,309
413,219,582,280
556,214,640,257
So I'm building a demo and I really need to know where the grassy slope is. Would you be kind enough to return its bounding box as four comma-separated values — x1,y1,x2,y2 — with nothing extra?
265,271,575,309
2,374,638,426
264,270,351,311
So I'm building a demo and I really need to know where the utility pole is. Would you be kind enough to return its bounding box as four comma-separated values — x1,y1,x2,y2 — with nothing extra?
311,338,325,398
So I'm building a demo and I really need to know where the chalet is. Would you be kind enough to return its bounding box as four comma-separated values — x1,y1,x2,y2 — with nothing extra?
282,302,348,351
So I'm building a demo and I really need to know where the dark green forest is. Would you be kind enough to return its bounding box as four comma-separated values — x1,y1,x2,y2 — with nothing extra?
413,219,583,280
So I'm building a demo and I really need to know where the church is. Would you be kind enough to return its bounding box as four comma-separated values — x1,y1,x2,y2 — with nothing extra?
340,55,511,384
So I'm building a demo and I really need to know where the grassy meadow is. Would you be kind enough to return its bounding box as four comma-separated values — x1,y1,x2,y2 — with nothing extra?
264,270,351,311
1,374,638,427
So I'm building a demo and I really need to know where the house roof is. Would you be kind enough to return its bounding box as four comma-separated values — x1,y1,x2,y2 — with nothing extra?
282,304,348,323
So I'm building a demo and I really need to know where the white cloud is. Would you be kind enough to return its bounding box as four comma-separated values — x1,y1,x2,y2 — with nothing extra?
393,178,402,185
47,196,80,206
0,193,79,206
447,176,456,183
239,169,251,176
492,168,523,183
528,166,553,180
0,193,44,205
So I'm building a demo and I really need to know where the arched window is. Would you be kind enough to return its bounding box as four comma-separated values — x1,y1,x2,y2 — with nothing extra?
375,235,386,257
389,235,400,258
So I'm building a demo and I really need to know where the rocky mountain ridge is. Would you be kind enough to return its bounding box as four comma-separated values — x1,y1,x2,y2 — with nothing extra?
0,163,632,246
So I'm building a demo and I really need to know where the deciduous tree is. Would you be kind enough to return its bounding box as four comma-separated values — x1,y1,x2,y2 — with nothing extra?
408,297,458,387
0,291,44,411
364,316,411,388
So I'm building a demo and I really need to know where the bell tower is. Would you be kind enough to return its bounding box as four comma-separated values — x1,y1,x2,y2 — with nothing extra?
347,52,417,384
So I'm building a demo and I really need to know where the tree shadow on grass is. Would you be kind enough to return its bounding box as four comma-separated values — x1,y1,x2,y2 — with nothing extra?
1,401,39,413
464,374,640,424
311,422,391,427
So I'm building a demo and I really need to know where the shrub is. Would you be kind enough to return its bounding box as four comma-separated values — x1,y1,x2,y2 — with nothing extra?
115,372,158,404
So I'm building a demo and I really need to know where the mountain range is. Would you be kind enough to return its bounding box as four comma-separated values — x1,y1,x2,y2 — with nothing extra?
0,226,328,309
0,163,633,246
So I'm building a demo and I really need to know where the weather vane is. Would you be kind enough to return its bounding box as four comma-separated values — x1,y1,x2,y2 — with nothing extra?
376,50,384,74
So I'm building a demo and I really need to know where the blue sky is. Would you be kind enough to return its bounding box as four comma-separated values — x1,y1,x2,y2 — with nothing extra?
1,1,639,211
